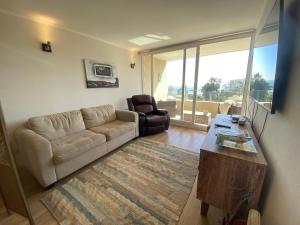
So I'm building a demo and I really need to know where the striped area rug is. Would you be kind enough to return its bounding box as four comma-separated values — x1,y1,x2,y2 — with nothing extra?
41,138,199,225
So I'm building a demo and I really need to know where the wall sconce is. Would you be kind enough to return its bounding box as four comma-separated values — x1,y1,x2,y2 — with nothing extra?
129,49,137,69
41,41,52,52
130,63,135,69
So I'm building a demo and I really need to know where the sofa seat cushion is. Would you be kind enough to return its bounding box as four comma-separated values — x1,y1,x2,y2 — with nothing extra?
51,130,106,164
89,120,135,141
146,114,168,126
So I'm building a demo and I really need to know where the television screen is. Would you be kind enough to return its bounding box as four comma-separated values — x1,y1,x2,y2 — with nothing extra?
250,0,281,112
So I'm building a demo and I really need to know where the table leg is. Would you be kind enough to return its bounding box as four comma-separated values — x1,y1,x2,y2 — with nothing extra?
201,202,209,216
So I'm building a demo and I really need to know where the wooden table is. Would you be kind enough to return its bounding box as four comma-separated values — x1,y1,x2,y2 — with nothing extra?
197,114,267,217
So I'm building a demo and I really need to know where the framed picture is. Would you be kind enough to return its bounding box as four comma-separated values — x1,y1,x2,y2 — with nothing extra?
83,59,119,88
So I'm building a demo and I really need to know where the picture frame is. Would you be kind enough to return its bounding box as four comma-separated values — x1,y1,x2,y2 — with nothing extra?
83,59,119,88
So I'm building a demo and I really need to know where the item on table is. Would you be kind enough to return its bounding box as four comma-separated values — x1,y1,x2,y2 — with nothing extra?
216,128,257,153
215,123,231,129
231,114,240,123
219,139,257,154
238,116,246,125
216,128,252,144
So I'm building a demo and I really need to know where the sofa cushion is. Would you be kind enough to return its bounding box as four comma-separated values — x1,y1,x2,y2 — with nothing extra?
81,105,116,129
51,130,106,164
89,120,135,141
28,110,85,141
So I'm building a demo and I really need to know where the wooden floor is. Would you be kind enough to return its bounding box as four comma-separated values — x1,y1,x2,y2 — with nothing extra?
0,213,29,225
20,125,225,225
0,193,29,225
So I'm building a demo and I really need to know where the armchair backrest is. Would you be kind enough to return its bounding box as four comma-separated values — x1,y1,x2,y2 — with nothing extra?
127,98,135,111
128,95,158,114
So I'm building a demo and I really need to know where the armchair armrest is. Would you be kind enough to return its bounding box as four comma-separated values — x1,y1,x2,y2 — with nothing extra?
137,112,146,117
14,127,57,187
155,109,169,115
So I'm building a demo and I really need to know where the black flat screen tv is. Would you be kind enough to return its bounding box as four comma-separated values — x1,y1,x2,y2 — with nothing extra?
250,0,297,114
250,0,282,113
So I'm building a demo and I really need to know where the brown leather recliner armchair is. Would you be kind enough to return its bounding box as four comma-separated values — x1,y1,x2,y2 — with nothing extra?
127,95,170,136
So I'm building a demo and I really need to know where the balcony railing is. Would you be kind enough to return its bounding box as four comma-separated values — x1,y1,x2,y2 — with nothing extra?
158,99,241,121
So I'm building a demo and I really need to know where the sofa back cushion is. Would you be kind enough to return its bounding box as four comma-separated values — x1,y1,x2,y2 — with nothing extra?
28,110,85,141
81,104,116,129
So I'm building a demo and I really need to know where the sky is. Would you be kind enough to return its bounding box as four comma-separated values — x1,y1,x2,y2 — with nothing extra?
252,44,278,81
164,44,278,88
165,50,250,88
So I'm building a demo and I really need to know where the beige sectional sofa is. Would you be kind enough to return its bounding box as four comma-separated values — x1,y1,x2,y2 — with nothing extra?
15,104,138,187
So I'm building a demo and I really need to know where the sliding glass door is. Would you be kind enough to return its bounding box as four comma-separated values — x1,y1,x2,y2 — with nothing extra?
142,35,252,127
152,50,184,120
195,37,251,122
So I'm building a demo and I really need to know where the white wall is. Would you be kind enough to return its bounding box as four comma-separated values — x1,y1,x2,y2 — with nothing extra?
247,0,300,224
0,12,141,133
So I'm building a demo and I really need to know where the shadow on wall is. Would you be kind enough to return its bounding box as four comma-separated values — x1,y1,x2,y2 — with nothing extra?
259,0,300,213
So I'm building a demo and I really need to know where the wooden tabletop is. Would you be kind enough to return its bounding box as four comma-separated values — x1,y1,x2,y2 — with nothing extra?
200,114,267,166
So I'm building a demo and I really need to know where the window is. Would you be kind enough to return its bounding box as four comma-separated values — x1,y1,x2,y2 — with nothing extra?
196,38,251,117
152,50,184,119
142,34,252,126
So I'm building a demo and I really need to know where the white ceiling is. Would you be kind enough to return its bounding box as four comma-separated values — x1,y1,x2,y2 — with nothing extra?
0,0,267,51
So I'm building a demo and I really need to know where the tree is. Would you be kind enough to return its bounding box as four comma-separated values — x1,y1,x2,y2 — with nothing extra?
201,77,221,101
219,79,244,102
250,73,270,101
223,79,244,93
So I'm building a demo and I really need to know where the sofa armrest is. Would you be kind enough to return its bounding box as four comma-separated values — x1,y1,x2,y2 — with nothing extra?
115,110,139,137
14,128,57,187
115,110,138,122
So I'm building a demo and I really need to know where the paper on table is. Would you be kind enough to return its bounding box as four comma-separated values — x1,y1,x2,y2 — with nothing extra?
219,139,257,154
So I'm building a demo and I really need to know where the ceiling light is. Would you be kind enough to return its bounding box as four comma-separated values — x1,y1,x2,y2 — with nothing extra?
145,34,171,40
129,34,171,46
129,36,161,46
